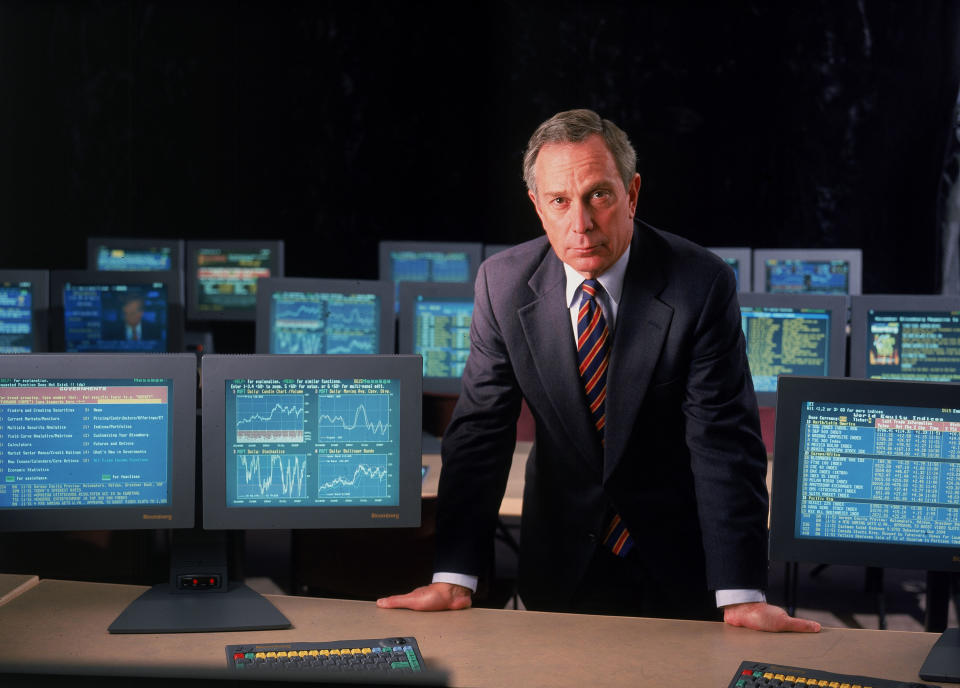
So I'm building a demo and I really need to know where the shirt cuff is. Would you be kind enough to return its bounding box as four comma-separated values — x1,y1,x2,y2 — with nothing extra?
432,572,479,592
715,589,766,607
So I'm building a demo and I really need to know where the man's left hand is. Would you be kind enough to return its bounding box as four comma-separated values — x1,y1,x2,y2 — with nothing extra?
723,602,821,632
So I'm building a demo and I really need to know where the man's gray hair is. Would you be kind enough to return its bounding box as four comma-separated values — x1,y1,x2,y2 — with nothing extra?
522,108,637,194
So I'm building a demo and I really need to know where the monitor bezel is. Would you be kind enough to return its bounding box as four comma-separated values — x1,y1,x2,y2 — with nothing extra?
752,248,863,295
397,281,474,396
707,247,752,293
49,270,185,353
737,292,849,407
849,294,960,380
0,269,49,353
254,277,395,355
769,375,960,572
86,237,185,274
201,354,422,530
185,239,285,323
482,243,515,260
377,240,483,284
0,353,196,532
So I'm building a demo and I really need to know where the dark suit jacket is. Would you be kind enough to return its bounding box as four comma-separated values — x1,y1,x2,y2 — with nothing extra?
435,221,769,613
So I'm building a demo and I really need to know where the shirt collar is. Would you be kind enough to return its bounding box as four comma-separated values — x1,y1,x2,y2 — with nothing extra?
563,244,631,309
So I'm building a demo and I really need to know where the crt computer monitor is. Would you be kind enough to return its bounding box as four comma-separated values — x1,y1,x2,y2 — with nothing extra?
397,282,474,396
708,247,752,293
738,293,848,407
87,237,184,273
185,239,284,322
378,240,482,311
201,354,422,531
0,354,256,634
0,270,49,353
254,277,395,355
753,248,862,295
770,375,960,681
849,294,960,382
50,270,184,353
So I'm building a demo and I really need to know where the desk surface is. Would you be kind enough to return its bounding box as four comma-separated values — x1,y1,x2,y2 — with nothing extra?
0,574,38,607
0,578,939,687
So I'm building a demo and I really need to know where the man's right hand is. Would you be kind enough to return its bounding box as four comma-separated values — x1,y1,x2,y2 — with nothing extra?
376,582,473,611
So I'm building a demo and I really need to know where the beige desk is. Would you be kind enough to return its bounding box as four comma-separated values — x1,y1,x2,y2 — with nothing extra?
0,573,38,607
422,441,532,518
0,578,941,686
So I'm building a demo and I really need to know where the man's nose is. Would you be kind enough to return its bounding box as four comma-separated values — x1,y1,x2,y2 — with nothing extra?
570,201,593,234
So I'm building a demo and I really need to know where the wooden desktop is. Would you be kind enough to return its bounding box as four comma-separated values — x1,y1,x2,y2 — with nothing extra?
0,577,941,687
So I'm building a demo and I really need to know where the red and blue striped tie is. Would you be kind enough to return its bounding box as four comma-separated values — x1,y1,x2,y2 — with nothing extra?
577,279,634,558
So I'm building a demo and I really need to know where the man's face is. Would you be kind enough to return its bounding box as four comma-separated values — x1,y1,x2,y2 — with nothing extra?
528,134,641,279
123,299,144,327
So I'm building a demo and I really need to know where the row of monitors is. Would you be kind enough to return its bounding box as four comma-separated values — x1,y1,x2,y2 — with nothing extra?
85,237,502,319
0,352,422,633
708,247,862,295
0,270,471,394
3,267,956,399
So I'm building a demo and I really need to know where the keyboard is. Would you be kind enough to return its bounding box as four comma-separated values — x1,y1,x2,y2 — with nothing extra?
227,636,426,677
730,660,938,688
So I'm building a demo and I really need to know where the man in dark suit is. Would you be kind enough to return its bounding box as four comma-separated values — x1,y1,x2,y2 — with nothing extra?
379,109,818,631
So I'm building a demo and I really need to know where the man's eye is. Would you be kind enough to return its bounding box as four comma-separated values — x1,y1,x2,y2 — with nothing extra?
551,197,566,205
592,190,609,199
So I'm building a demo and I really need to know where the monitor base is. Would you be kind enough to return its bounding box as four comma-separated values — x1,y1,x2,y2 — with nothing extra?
108,581,291,634
920,627,960,682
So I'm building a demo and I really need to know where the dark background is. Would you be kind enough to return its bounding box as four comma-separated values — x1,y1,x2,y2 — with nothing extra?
2,1,960,294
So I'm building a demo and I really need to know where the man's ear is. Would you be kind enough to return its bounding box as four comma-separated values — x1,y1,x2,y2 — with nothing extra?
528,188,545,224
627,173,641,218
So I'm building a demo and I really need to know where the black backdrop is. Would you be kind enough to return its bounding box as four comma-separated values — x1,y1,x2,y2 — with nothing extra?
2,0,959,294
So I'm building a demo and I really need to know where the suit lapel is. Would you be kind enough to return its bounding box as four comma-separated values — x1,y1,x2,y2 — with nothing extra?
603,227,674,482
518,251,603,473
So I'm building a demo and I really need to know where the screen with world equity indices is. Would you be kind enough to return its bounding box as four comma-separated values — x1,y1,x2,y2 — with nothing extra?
201,354,422,530
770,376,960,573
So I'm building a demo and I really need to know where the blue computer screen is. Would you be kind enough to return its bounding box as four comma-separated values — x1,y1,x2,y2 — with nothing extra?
0,282,34,353
270,291,380,355
414,298,473,379
0,378,173,508
765,260,850,294
96,247,173,272
722,258,741,291
196,247,274,315
226,377,400,507
389,250,471,283
63,282,168,352
865,310,960,382
741,306,832,392
795,399,960,546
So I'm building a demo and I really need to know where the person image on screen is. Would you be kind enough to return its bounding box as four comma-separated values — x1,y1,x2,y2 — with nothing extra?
377,109,820,632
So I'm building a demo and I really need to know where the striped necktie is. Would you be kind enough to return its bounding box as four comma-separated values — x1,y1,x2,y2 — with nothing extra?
577,279,634,558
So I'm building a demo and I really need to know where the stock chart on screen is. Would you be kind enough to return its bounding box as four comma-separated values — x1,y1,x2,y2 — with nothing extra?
226,377,398,507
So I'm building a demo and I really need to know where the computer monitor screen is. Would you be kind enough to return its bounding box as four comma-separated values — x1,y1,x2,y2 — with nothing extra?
378,240,482,311
0,270,48,353
201,354,422,530
87,237,184,273
849,295,960,382
50,271,184,353
0,353,196,532
254,278,394,355
708,247,752,293
753,249,862,295
397,282,473,395
186,240,284,322
738,293,847,406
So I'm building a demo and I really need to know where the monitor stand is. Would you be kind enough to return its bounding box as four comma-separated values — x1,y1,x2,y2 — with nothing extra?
108,529,290,634
920,628,960,682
